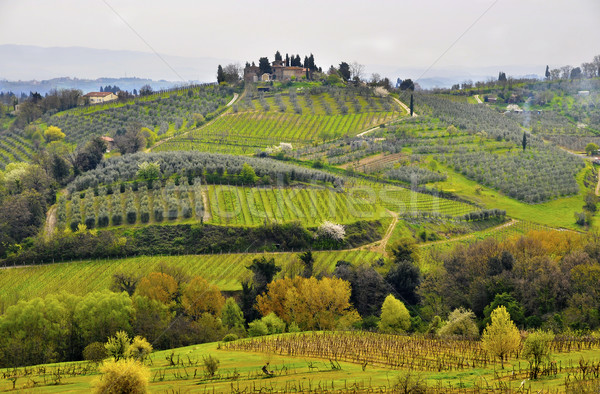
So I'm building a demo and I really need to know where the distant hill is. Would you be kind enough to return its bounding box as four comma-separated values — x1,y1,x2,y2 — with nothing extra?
0,44,234,89
0,76,179,96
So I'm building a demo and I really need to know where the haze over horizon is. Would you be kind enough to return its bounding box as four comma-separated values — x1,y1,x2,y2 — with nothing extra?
1,0,599,85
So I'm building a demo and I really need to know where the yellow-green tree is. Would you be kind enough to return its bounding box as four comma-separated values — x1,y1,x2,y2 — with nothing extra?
522,330,555,379
378,294,411,334
481,305,521,369
126,336,153,362
44,126,65,142
134,272,178,305
181,276,225,319
257,277,357,330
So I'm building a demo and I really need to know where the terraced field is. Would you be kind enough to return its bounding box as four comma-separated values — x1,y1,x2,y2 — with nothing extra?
156,88,404,154
0,131,34,169
45,85,234,145
59,182,477,231
0,250,382,302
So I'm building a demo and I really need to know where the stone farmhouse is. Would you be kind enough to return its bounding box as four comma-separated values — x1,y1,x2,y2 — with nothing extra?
83,92,118,104
244,60,306,82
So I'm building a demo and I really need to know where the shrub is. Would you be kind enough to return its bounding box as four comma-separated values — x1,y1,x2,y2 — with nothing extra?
248,320,269,337
222,333,238,342
93,359,150,394
438,308,479,339
105,331,130,361
83,342,108,363
126,336,153,362
261,313,286,334
112,213,123,226
203,355,220,378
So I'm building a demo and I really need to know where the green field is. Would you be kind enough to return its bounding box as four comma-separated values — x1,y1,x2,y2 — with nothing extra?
0,250,382,304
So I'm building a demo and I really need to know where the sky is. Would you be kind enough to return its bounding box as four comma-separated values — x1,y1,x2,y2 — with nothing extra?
0,0,599,82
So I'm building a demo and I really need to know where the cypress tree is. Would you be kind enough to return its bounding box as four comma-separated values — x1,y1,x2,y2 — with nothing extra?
409,94,414,116
522,132,527,151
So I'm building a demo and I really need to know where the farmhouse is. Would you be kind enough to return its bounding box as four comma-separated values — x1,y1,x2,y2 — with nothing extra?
84,91,118,104
243,60,307,82
100,136,115,151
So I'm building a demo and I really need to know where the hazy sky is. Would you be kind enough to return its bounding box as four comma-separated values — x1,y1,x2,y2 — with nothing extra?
1,0,599,79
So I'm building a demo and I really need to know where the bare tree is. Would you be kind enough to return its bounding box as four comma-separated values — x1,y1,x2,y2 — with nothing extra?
350,62,365,81
560,65,573,80
549,68,561,80
223,63,242,83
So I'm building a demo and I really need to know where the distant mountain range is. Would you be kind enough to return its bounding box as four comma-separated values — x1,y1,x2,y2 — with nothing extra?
0,44,544,93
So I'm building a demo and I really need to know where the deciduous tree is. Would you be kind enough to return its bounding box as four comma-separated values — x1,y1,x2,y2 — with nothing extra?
378,294,411,333
481,305,520,368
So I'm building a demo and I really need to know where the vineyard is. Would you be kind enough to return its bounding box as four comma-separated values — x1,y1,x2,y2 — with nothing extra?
0,250,381,300
0,130,34,169
44,85,234,145
59,179,479,231
2,336,600,392
155,86,403,154
225,331,600,371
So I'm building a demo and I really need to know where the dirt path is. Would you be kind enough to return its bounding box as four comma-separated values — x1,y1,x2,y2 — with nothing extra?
419,219,518,247
201,188,212,222
43,205,57,239
352,210,398,256
226,93,239,107
595,170,600,197
392,97,417,117
149,92,240,151
474,94,483,104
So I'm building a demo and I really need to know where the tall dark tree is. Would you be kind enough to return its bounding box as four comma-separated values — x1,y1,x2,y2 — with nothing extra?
385,260,421,305
570,67,582,79
307,54,316,70
274,51,282,61
498,71,507,82
339,62,351,81
409,94,414,116
217,65,225,83
258,57,272,74
247,256,281,296
74,137,106,173
299,251,314,278
285,53,289,67
399,79,415,91
545,65,550,80
522,132,527,151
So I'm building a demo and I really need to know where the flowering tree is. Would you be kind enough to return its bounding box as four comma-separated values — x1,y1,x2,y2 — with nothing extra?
317,221,345,241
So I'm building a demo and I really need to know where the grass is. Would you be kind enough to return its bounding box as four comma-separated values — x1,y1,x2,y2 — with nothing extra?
0,250,382,305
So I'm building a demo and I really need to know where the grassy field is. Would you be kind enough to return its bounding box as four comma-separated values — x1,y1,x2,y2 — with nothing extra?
1,333,598,392
0,250,382,304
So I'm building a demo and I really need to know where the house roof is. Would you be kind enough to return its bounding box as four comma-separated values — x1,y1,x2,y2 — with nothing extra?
101,136,115,142
84,92,114,97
